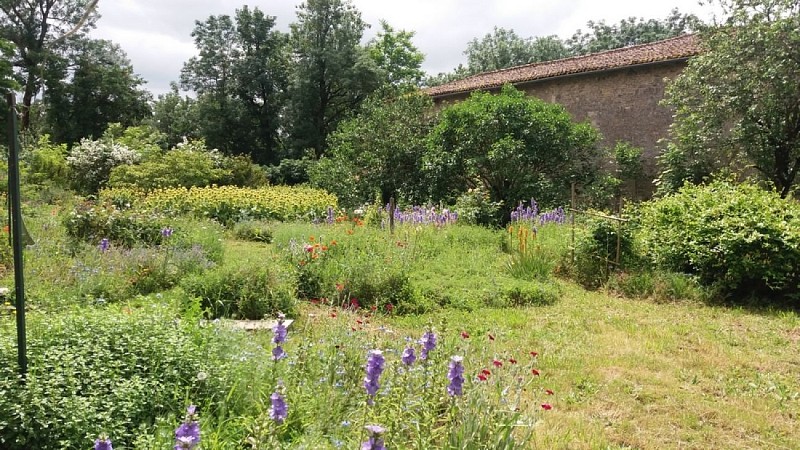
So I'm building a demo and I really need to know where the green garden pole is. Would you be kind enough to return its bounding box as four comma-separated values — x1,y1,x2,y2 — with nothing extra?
6,93,26,377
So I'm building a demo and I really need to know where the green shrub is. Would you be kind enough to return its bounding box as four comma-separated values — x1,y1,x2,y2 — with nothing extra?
0,300,237,449
232,220,273,243
108,147,229,191
565,214,639,289
606,270,709,303
499,278,561,306
220,154,269,187
638,180,800,300
21,134,70,188
66,138,141,194
180,264,296,319
64,202,169,248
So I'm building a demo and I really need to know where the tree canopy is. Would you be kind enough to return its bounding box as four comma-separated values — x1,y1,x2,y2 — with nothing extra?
659,0,800,198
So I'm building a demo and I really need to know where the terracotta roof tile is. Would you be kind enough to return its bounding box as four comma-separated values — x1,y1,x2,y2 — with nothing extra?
424,34,701,98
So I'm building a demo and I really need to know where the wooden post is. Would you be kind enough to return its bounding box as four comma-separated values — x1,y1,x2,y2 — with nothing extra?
570,182,576,263
615,197,623,268
7,94,27,378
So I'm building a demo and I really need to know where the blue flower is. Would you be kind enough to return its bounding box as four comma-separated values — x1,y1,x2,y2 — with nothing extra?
94,435,112,450
401,346,416,366
269,391,288,424
447,355,465,396
364,350,385,404
419,330,437,360
273,313,287,344
361,425,386,450
174,405,200,449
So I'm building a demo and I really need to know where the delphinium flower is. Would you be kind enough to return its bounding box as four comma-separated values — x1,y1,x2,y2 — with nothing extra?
401,345,416,366
99,238,110,252
361,425,387,450
269,391,288,424
174,405,200,449
364,350,385,405
94,435,112,450
272,313,288,361
161,227,173,238
447,355,465,396
326,205,335,224
419,330,437,360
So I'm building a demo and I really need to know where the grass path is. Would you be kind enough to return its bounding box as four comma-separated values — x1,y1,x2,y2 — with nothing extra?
377,284,799,449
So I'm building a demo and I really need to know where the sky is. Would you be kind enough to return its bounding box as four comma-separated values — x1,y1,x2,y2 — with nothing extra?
89,0,722,97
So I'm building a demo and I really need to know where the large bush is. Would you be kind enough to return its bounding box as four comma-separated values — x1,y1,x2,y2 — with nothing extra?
425,85,600,221
66,138,141,194
0,300,241,449
638,180,800,299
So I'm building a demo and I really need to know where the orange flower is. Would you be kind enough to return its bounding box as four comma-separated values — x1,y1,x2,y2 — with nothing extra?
309,236,315,242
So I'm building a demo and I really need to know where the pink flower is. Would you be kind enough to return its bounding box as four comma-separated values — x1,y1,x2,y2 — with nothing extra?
492,359,503,368
541,403,552,410
461,331,470,339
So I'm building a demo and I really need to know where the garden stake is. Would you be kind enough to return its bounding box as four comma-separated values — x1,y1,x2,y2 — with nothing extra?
6,93,26,378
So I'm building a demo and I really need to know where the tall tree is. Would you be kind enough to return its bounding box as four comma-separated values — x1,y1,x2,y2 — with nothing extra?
0,37,18,93
44,38,151,145
150,83,201,149
366,20,425,88
180,6,289,164
464,27,570,74
567,8,703,54
659,0,800,198
288,0,381,158
0,0,99,130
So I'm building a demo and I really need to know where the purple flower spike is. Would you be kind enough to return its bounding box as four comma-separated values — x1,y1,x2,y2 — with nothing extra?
273,313,287,344
161,227,173,237
174,405,200,449
269,391,288,424
361,425,387,450
401,346,416,366
94,436,113,450
272,345,287,361
447,355,465,396
364,350,385,404
99,238,110,252
419,330,437,360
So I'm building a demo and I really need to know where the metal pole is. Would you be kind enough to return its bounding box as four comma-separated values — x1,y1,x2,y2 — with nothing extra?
6,94,27,377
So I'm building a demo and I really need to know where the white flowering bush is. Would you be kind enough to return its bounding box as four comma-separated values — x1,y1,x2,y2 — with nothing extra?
66,138,141,193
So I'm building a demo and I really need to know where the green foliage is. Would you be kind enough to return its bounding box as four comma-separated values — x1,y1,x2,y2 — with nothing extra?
220,154,269,187
149,84,201,149
0,301,240,449
606,270,707,302
64,202,169,248
287,0,381,157
567,8,702,54
465,27,571,73
426,85,600,221
180,6,290,164
311,90,436,208
103,123,167,157
660,0,800,198
613,141,644,199
452,185,503,227
180,264,296,319
638,180,800,300
565,214,638,289
44,39,152,145
504,224,567,281
366,20,425,87
231,220,273,243
265,157,313,186
21,134,70,187
0,38,18,93
108,145,229,191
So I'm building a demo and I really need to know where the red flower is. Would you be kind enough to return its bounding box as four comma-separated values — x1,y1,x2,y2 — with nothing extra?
330,311,337,318
351,327,357,331
356,319,363,325
488,334,495,341
508,358,517,364
461,331,470,339
370,305,377,312
481,369,491,376
478,374,488,381
530,351,538,357
492,359,503,368
385,304,394,312
541,403,552,410
531,369,540,376
349,298,360,309
545,389,554,395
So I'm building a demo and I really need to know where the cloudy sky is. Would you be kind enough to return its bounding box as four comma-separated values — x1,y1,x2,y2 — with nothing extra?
89,0,721,96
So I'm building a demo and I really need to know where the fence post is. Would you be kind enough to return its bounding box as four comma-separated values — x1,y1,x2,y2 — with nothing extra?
570,182,576,263
6,93,27,378
389,196,395,235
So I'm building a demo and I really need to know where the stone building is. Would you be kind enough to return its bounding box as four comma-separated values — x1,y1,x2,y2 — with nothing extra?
424,34,701,184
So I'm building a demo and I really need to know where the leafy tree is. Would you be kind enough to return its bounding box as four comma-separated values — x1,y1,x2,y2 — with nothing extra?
567,8,703,54
287,0,381,158
425,85,600,219
366,20,425,88
0,37,18,93
180,6,289,164
310,90,436,207
464,27,570,74
659,0,800,198
150,83,201,149
0,0,100,130
43,39,151,145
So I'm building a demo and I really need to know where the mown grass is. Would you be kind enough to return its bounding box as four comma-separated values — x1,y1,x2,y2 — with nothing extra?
380,286,799,449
